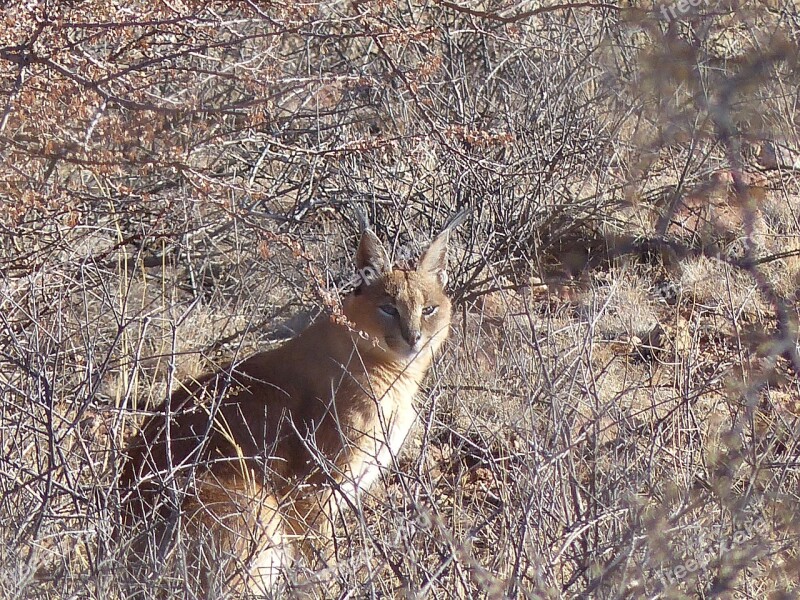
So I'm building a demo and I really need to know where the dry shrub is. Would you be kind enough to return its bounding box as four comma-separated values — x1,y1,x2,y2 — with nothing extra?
1,1,799,598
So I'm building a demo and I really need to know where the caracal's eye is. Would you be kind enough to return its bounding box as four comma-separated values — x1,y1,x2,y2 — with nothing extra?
422,305,438,317
379,304,399,317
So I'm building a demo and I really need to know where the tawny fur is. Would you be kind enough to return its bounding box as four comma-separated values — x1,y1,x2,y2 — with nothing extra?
119,226,455,595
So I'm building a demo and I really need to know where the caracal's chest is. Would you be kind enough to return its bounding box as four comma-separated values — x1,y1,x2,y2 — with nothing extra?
338,375,421,503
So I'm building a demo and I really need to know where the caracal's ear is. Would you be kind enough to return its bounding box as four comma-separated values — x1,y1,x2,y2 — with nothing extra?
417,230,451,288
356,229,391,284
417,210,468,288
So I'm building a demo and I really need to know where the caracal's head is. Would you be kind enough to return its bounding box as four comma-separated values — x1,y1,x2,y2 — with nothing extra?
342,226,454,364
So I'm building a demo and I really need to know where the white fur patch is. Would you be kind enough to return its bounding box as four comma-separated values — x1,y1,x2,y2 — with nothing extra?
339,378,420,505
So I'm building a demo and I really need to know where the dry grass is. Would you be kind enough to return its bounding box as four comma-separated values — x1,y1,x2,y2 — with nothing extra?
1,1,800,598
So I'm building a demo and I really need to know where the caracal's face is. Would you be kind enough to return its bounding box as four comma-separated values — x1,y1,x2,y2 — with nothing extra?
344,268,452,362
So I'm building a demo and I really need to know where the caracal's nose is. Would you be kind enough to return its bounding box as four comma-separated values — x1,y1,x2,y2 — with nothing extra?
404,329,421,348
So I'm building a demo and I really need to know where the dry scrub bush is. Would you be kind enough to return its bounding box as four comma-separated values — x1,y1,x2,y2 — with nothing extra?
1,1,799,598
